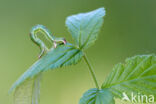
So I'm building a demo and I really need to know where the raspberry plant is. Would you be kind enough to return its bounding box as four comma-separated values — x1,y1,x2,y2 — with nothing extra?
10,8,156,104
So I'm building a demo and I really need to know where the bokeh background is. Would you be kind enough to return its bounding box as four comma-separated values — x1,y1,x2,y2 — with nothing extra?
0,0,156,104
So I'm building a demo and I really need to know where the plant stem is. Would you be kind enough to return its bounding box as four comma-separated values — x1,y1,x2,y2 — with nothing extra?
83,54,99,89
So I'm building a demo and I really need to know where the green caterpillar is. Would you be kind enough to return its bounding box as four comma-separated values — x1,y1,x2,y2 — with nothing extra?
30,24,66,58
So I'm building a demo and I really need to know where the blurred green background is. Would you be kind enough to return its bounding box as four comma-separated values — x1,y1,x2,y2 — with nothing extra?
0,0,156,104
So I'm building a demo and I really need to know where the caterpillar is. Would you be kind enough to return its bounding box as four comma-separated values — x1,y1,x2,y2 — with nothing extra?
30,24,66,58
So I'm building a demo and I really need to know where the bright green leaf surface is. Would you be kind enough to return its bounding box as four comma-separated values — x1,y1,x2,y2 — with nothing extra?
10,43,83,92
102,55,156,102
66,8,105,49
79,88,115,104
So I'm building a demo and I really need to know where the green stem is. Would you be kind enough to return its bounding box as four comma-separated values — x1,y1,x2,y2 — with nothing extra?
83,54,99,89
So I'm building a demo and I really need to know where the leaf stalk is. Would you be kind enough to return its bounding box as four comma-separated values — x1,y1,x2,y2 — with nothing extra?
83,54,99,89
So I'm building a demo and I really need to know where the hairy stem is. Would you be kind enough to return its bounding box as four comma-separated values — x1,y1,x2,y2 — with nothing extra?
83,54,99,89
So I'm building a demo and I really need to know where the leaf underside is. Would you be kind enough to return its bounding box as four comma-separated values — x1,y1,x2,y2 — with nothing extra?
79,88,115,104
66,8,106,49
102,55,156,102
14,78,34,104
10,43,83,92
14,74,41,104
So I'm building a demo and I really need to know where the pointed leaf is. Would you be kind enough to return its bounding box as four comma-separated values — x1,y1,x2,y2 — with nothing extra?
102,55,156,102
66,8,106,49
79,88,115,104
11,43,83,91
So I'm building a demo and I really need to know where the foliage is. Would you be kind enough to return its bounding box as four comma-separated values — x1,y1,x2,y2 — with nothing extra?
102,55,156,103
79,88,114,104
10,7,156,104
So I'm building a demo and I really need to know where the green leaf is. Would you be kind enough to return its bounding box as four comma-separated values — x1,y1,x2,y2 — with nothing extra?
102,55,156,102
10,43,83,92
66,8,105,49
79,88,115,104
